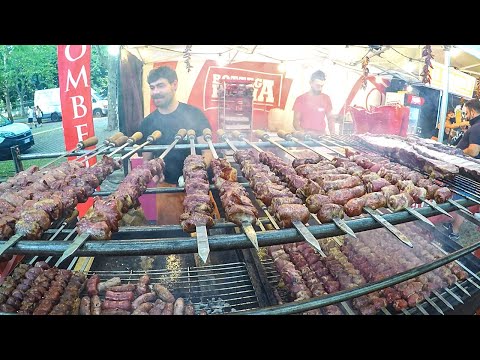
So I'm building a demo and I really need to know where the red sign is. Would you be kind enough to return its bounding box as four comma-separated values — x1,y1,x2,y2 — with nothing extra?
57,45,96,216
405,94,425,106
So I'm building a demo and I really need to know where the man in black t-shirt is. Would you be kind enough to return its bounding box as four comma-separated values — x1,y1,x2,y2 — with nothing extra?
457,99,480,158
442,99,480,241
139,66,212,224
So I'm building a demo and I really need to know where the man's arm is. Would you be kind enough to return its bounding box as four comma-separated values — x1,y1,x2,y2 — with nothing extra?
463,144,480,157
326,113,336,135
462,125,480,157
293,111,303,131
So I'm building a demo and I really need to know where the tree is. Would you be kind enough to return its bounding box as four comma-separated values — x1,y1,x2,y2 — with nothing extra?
0,45,57,119
0,45,109,121
93,45,118,131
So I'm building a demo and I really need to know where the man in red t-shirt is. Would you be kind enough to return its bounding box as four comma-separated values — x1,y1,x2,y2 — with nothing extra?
293,70,336,135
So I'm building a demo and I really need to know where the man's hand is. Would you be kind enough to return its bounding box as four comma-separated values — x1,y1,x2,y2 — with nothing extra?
463,143,480,158
327,117,337,136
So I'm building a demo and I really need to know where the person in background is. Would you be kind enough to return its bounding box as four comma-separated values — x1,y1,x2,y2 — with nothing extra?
139,66,212,225
27,106,34,129
443,99,480,241
431,109,455,143
34,105,43,127
293,70,337,136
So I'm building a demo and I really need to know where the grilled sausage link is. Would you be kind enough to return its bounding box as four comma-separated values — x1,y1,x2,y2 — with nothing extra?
90,295,102,315
105,290,135,302
79,296,91,315
153,284,175,303
173,297,185,315
97,277,122,293
102,299,132,312
132,292,157,310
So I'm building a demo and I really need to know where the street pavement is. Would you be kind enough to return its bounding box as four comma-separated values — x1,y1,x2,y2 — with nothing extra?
18,117,118,155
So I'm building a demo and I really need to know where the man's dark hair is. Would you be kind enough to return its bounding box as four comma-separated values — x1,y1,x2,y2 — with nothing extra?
147,66,178,84
464,99,480,114
311,70,326,81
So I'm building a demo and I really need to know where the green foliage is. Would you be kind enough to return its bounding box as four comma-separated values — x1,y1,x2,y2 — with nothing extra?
91,45,109,97
0,45,109,109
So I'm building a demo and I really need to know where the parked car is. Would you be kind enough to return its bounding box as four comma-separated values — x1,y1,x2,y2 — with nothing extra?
0,115,34,159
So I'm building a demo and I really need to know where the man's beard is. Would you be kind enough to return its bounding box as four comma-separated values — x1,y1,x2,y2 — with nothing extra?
311,89,322,96
154,96,171,109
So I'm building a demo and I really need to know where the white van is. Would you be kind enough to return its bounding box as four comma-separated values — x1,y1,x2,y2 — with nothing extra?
34,88,108,122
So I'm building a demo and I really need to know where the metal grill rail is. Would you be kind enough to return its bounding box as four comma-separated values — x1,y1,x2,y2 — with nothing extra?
261,254,480,315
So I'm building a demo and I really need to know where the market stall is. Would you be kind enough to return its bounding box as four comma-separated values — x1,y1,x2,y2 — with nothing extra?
1,45,480,315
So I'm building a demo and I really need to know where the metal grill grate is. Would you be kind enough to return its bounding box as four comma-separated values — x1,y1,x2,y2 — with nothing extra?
85,262,260,313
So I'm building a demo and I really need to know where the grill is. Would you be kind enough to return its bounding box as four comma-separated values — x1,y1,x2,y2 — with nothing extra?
2,134,480,315
85,262,260,313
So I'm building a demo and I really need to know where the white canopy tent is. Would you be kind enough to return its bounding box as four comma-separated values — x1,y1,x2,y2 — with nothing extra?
119,45,480,139
122,45,480,85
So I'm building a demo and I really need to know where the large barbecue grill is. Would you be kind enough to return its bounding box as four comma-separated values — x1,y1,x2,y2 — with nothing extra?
1,130,480,315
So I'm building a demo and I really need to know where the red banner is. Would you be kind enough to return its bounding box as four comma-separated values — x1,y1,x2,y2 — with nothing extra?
57,45,96,216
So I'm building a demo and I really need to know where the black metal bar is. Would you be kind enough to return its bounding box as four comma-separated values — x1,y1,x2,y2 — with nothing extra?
237,239,480,315
18,150,89,160
92,182,251,196
10,145,23,173
4,198,475,255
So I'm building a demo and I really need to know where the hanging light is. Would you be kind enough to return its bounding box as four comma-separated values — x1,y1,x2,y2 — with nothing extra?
406,85,413,92
277,61,286,72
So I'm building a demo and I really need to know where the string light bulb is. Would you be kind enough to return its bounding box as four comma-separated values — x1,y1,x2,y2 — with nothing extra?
277,61,286,73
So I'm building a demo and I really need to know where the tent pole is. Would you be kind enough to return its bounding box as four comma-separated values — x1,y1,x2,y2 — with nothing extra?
437,46,451,144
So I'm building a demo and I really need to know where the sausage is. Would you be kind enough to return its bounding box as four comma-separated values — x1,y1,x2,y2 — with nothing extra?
327,185,365,206
105,290,135,302
366,178,391,193
173,297,185,315
153,284,175,303
132,302,154,315
79,296,91,315
138,275,150,285
275,204,310,228
314,173,352,183
101,309,131,315
388,193,414,212
161,302,174,315
305,194,331,214
90,295,102,315
344,197,366,217
71,298,81,315
97,277,122,293
434,187,452,204
322,176,362,193
184,304,195,315
86,274,100,296
269,196,302,214
102,300,132,312
381,185,400,199
149,301,166,315
132,292,157,310
316,203,344,223
363,192,387,210
108,284,136,292
135,284,149,297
